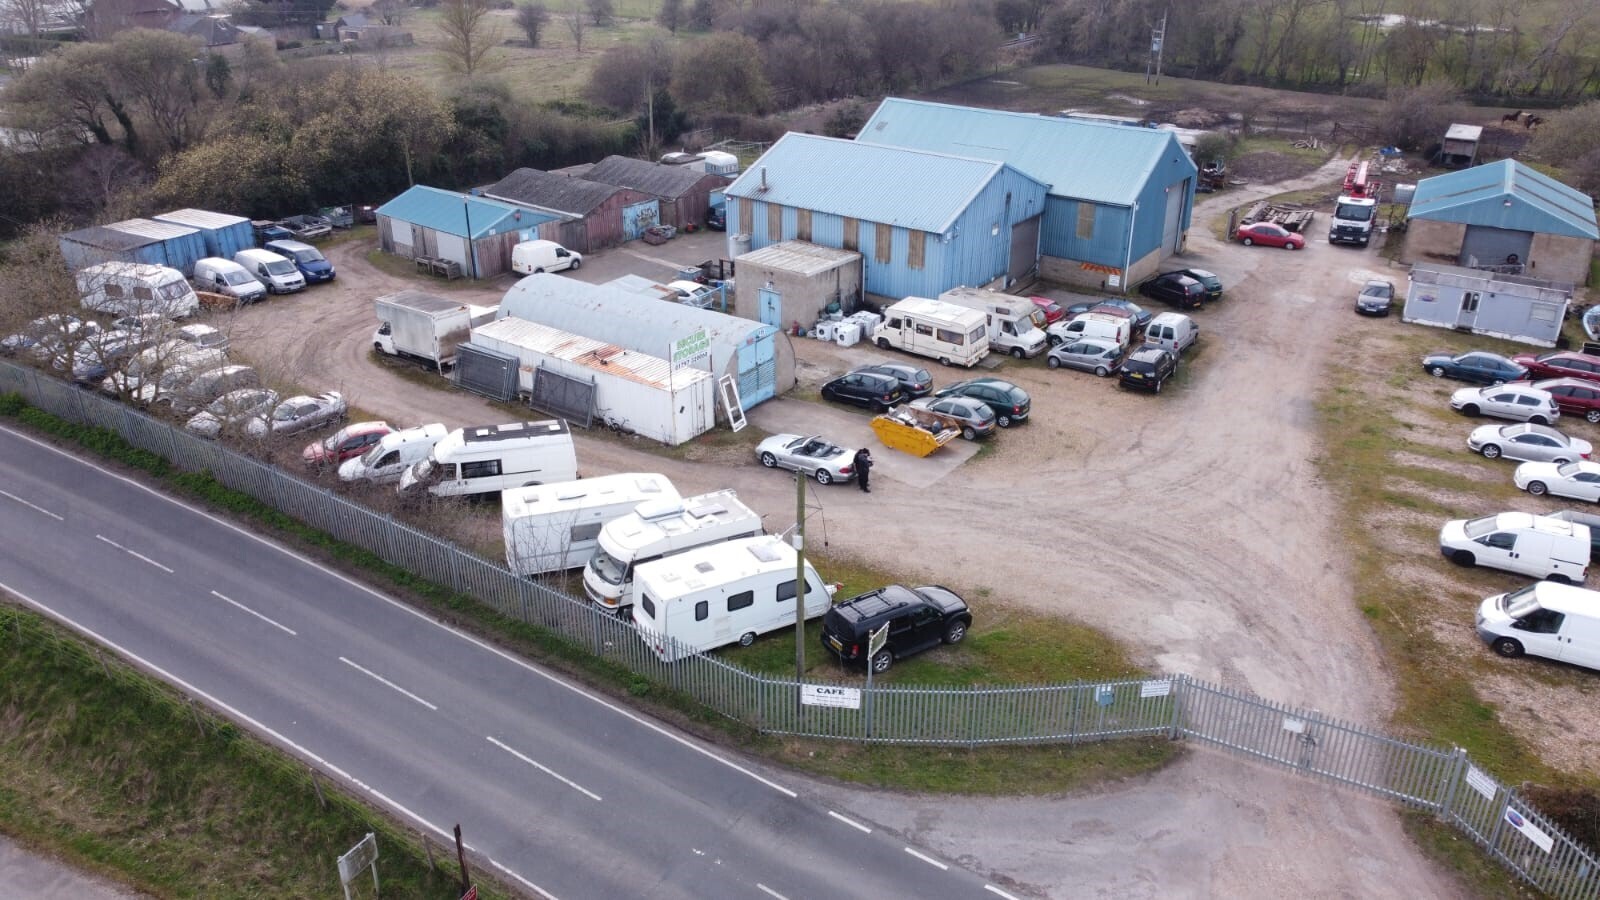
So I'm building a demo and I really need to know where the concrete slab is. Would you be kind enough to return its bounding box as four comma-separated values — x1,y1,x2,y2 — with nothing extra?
745,397,978,489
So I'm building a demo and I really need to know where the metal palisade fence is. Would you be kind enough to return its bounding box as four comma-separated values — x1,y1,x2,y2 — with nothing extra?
1,359,1596,899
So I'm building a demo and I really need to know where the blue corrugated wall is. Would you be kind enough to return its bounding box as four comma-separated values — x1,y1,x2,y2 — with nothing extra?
1040,198,1132,267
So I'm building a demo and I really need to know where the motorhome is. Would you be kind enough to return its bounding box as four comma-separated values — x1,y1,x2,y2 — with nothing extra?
397,421,577,497
339,423,449,485
76,262,200,319
582,490,764,613
502,473,679,577
937,287,1048,359
1476,581,1600,671
632,535,835,662
872,297,990,368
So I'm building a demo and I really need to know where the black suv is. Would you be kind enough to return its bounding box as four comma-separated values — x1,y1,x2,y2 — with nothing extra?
820,371,905,411
851,362,932,398
1138,272,1206,309
821,585,972,673
1119,344,1178,393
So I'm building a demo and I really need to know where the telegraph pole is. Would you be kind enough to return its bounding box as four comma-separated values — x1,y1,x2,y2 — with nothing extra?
793,472,806,688
1146,9,1168,85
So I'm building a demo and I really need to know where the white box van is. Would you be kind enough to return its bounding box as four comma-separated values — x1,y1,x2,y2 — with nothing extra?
502,473,679,576
1476,581,1600,670
339,423,448,485
582,489,764,613
234,248,306,294
1439,512,1590,582
1047,312,1132,351
192,257,267,304
632,535,836,662
1144,312,1198,356
873,297,990,367
510,239,583,275
76,262,200,319
397,420,577,497
937,287,1048,359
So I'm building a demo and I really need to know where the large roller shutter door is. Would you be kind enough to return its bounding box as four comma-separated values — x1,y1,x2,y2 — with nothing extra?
1008,215,1041,281
1162,181,1186,252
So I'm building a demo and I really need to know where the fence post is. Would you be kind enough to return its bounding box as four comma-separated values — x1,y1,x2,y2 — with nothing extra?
1437,746,1470,820
1483,785,1512,862
1168,674,1186,740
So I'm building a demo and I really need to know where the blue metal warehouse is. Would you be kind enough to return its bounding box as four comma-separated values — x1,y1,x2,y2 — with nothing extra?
59,218,207,275
376,185,562,279
724,133,1048,299
856,98,1199,293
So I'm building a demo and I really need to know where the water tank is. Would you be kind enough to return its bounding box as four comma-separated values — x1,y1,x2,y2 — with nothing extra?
728,233,751,259
1392,183,1417,205
701,151,740,176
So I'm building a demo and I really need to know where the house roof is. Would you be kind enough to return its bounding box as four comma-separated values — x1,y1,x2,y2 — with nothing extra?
583,155,722,199
481,168,630,217
375,185,557,238
170,14,242,45
724,133,1038,234
856,97,1197,207
1410,160,1598,240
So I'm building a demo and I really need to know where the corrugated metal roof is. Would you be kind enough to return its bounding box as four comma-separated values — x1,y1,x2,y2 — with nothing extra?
153,208,251,230
481,168,628,216
856,97,1195,207
376,185,558,238
725,133,1025,234
106,218,201,241
583,155,719,199
736,240,860,277
60,225,158,251
1410,160,1598,240
472,316,710,390
1444,124,1482,141
378,289,467,315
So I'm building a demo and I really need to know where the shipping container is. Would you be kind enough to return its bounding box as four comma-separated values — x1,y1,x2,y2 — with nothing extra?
152,209,255,260
103,218,207,276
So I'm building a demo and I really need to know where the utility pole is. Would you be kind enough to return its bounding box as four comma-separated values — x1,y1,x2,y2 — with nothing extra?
793,472,806,689
1146,8,1168,85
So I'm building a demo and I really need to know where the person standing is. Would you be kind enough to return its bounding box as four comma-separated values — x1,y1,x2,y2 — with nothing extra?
854,447,873,493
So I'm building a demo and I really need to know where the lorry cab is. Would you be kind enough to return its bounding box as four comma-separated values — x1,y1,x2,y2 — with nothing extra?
1476,581,1600,671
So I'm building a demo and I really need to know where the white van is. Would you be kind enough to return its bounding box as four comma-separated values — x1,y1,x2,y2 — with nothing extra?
938,287,1048,359
632,535,836,662
510,239,583,275
1047,312,1132,351
76,262,200,319
339,423,449,485
192,257,267,304
234,248,306,294
873,297,990,367
397,420,577,497
1439,512,1590,583
502,473,679,577
1144,312,1198,356
1476,581,1600,670
583,490,764,613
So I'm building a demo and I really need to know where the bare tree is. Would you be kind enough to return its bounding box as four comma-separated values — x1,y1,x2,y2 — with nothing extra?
1,0,48,40
656,0,682,34
565,0,586,53
515,1,550,46
585,0,612,26
437,0,502,77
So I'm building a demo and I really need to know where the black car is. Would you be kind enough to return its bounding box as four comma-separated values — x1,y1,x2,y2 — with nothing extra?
706,205,726,231
1420,351,1526,385
1138,272,1206,309
1119,344,1178,393
820,371,905,411
1174,268,1223,301
933,377,1030,427
821,584,972,673
851,362,932,398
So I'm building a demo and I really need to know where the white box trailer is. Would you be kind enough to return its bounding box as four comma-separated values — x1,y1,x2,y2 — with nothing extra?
632,535,835,662
502,473,678,577
372,290,474,372
582,489,763,613
872,296,990,367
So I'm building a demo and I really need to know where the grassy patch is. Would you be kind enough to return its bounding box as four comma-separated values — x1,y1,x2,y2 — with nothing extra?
1400,813,1537,900
1235,134,1330,166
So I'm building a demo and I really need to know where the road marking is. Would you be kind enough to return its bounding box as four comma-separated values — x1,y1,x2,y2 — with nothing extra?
827,810,871,834
0,488,63,521
487,858,560,900
486,736,602,802
211,590,296,636
756,884,789,900
1,423,800,799
95,534,174,573
338,656,438,710
903,847,948,870
983,886,1022,900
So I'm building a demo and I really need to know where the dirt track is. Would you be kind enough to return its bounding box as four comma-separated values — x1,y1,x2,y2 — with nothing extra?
222,158,1464,897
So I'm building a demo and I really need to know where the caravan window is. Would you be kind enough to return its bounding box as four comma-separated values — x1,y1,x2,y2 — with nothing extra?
569,522,603,544
914,323,934,338
694,600,708,621
969,325,987,342
776,580,797,602
936,328,962,344
461,459,501,478
727,590,753,611
104,283,126,299
639,593,657,620
133,286,153,301
158,281,191,301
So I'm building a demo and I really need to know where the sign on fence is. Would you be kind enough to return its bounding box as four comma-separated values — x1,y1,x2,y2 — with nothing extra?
1139,679,1172,698
801,684,861,709
1504,806,1555,853
1465,764,1497,802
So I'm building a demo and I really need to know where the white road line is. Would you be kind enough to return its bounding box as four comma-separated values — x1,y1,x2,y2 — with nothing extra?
983,885,1022,900
211,590,296,636
903,847,948,871
827,810,871,834
756,883,789,900
2,424,801,799
487,858,560,900
0,488,64,521
95,534,174,573
486,736,602,802
338,656,438,711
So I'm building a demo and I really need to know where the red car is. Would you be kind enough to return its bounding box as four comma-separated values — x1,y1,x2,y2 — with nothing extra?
1236,222,1305,249
302,420,392,466
1532,378,1600,422
1512,351,1600,384
1030,296,1067,324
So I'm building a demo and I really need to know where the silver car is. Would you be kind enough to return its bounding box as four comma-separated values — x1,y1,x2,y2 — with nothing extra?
1046,337,1123,376
756,433,857,485
1451,384,1559,424
245,391,347,437
908,395,996,440
1467,422,1592,463
185,388,278,438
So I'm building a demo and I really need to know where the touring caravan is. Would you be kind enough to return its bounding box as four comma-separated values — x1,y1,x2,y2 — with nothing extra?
631,535,836,662
76,262,200,319
397,421,577,497
502,473,679,577
582,490,764,613
872,297,990,367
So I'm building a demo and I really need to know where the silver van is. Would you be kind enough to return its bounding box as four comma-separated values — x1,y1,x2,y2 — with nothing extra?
192,257,267,304
1144,312,1198,356
234,248,306,294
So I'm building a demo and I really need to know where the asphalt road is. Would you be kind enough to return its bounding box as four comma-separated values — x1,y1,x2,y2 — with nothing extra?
0,423,1017,900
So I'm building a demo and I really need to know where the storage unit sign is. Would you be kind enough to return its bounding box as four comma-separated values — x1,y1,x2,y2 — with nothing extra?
672,329,710,368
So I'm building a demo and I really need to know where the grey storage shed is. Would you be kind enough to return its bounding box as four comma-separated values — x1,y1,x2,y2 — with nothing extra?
734,241,863,329
1402,262,1572,347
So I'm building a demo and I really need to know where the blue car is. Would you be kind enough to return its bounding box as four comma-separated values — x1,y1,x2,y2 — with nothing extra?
264,239,336,283
1421,351,1526,385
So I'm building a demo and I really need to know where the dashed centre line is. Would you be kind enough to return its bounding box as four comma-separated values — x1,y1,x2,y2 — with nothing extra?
95,534,173,573
211,590,297,636
827,810,872,834
756,883,790,899
0,488,63,520
904,847,949,870
338,656,438,710
486,736,602,801
984,885,1022,900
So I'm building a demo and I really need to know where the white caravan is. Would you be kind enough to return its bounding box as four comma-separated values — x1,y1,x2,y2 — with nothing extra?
502,473,679,577
632,535,836,662
339,424,449,485
872,297,990,367
77,262,200,319
582,490,763,614
398,420,577,497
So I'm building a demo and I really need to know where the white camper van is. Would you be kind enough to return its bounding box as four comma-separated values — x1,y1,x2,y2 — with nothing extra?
398,420,578,497
937,287,1048,359
1439,512,1590,582
1476,581,1600,671
582,490,764,613
76,262,200,319
339,423,449,485
632,535,836,662
872,297,990,367
502,473,679,577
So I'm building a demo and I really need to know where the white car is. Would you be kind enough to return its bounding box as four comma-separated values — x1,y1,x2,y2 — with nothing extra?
1514,460,1600,501
175,322,229,353
1450,384,1559,424
1468,423,1592,463
667,280,718,308
185,388,278,439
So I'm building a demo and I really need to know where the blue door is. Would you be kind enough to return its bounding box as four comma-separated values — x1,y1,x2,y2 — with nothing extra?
758,288,782,327
736,331,778,407
623,201,659,241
